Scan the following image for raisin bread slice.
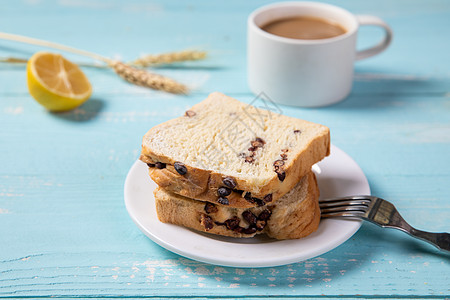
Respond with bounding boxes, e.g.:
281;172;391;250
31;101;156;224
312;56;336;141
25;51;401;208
154;171;320;240
141;92;330;208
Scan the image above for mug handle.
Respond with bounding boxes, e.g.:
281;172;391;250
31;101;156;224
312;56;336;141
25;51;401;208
355;15;393;61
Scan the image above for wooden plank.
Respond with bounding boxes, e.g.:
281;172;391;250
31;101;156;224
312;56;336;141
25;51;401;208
0;0;449;298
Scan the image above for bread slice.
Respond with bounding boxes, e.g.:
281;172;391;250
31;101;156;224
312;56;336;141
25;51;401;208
154;171;320;240
141;92;329;208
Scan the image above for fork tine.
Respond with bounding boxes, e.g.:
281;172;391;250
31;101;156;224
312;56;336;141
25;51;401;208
320;205;368;214
321;211;366;218
319;195;373;202
319;196;372;219
319;198;371;208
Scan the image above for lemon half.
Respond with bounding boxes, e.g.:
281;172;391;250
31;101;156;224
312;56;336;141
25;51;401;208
27;51;92;112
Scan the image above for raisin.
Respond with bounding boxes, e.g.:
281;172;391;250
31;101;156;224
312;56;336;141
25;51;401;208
255;137;266;145
243;195;263;205
217;187;231;197
243;227;257;234
258;209;272;221
248;146;257;152
185;110;196;117
263;194;273;203
276;170;286;181
245;156;254;163
155;162;166;169
273;160;285;168
251;140;264;148
244;192;253;201
233;226;244;233
204;203;218;214
280;153;288;160
174;162;187;175
200;214;214;231
218;197;229;205
294;129;302;134
254;198;265;207
224;217;240;230
242;210;257;225
223;177;237;189
146;163;155;168
245;198;255;204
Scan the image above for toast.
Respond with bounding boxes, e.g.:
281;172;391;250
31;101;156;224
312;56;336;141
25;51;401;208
140;92;329;208
154;171;320;240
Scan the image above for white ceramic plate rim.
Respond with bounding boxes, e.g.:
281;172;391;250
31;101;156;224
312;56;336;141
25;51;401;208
124;144;370;268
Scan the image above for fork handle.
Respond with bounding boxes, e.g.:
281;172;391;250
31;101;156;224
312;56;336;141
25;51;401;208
365;212;450;251
364;198;450;252
370;220;450;252
406;228;450;252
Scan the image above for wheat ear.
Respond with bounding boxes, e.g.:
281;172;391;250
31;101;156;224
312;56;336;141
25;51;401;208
110;61;187;94
130;50;207;67
0;32;188;94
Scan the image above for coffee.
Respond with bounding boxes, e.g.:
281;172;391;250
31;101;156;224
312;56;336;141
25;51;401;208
261;16;346;40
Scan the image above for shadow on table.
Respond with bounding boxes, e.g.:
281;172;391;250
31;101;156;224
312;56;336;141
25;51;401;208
50;98;105;122
205;222;449;289
357;221;450;260
186;225;376;288
192;235;371;289
323;70;439;110
364;178;449;259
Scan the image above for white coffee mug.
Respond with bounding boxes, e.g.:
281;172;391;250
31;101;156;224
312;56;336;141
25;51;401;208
247;2;392;107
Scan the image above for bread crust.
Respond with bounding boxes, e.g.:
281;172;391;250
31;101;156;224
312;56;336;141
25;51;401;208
140;92;330;209
154;171;321;240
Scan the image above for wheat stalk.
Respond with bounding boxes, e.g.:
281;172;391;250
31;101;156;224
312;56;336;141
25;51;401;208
0;56;108;68
110;61;187;94
130;50;207;67
2;50;207;68
0;32;188;94
0;32;110;63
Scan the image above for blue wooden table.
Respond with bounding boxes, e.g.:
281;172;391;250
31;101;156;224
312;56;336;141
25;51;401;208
1;0;449;298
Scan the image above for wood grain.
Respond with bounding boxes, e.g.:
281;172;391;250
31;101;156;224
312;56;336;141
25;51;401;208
0;0;449;298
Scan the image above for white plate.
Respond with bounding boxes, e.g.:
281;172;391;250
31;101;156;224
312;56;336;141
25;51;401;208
124;144;370;268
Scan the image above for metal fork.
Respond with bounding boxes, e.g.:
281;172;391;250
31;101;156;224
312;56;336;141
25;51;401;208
319;196;450;252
